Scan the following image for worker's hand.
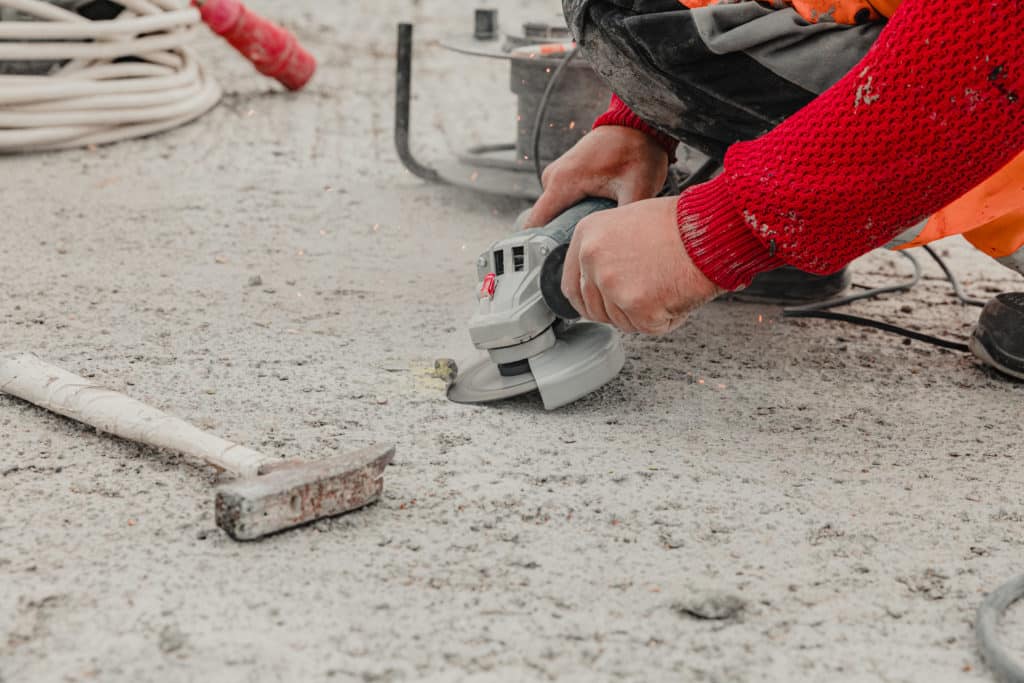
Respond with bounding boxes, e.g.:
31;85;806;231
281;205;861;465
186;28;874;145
561;197;723;335
524;126;670;228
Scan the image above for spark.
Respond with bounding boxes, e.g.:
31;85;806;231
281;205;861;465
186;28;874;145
757;314;764;324
296;249;305;256
569;120;576;130
697;378;705;385
372;223;380;232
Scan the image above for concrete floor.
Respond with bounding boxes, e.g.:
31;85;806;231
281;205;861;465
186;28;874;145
2;1;1023;681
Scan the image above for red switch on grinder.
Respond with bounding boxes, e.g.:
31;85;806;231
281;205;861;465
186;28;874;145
194;0;316;90
480;273;497;299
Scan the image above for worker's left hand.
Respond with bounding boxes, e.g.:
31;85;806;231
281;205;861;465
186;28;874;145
561;197;724;335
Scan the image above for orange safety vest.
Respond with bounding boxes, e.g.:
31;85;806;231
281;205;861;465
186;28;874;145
894;153;1024;272
680;0;902;25
681;0;1024;273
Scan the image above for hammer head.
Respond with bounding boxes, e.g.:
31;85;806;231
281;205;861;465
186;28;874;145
214;444;395;540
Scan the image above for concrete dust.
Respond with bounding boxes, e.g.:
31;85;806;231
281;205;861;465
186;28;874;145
1;1;1023;681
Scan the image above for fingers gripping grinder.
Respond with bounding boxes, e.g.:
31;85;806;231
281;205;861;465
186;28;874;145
448;198;626;409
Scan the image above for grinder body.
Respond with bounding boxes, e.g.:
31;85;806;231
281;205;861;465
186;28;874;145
469;198;614;364
452;198;625;410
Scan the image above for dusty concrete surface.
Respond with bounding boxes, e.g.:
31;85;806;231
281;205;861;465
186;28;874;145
2;2;1023;681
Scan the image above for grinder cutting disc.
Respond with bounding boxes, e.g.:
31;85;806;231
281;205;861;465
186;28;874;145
447;357;539;404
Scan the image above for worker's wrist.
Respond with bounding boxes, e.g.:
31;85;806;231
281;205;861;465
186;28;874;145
593;94;678;162
677;179;786;291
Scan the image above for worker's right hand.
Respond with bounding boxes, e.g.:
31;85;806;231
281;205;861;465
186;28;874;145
523;125;670;228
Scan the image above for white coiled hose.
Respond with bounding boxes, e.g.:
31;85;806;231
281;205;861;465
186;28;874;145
0;0;220;151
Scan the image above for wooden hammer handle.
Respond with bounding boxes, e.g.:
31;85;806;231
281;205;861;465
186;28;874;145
0;352;269;477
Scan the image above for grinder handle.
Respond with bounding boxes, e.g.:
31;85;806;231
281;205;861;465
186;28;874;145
537;198;617;320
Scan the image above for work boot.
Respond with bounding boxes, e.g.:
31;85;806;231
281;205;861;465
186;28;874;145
970;293;1024;380
724;265;852;305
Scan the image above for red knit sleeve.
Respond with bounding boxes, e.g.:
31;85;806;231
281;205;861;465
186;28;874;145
593;94;679;160
678;0;1024;291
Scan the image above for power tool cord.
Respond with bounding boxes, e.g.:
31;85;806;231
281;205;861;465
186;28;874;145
531;44;578;185
920;243;989;307
787;248;924;312
0;0;220;152
782;245;987;352
784;308;971;351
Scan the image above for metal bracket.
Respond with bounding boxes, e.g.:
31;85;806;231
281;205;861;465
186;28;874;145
395;23;444;184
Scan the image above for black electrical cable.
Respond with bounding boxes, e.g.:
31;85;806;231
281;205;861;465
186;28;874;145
921;244;988;307
786;250;924;314
783;309;970;352
531;45;579;186
782;248;985;352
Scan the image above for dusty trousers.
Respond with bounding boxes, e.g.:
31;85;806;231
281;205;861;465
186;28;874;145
563;0;883;159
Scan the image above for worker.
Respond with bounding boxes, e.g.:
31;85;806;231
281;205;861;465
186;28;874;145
526;0;1024;380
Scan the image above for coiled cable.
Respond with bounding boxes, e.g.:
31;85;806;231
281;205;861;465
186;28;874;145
0;0;220;152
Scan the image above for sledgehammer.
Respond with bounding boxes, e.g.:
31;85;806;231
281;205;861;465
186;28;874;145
0;352;394;540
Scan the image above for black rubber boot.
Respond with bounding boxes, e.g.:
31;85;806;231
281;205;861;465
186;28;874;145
724;265;852;305
970;293;1024;380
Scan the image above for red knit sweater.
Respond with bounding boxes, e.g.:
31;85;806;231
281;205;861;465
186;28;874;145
594;0;1024;290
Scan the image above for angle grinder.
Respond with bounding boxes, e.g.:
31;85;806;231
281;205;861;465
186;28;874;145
446;198;626;410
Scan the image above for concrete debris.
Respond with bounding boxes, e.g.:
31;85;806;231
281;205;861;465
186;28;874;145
672;590;747;620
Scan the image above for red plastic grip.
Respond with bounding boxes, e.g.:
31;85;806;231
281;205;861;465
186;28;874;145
195;0;316;90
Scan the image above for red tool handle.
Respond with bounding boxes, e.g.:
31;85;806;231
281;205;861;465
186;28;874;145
193;0;316;90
